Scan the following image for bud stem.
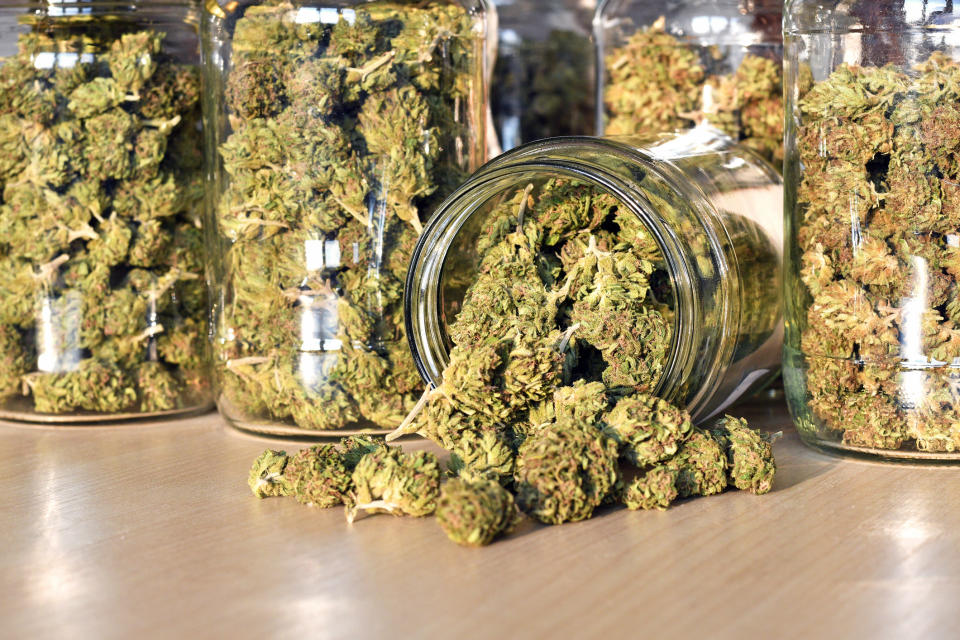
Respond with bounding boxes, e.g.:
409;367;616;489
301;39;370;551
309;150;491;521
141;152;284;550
346;499;397;524
386;383;439;442
515;183;535;231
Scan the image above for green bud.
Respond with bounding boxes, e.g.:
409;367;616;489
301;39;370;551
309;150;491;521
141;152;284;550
553;380;609;425
448;428;517;484
284;445;352;508
514;419;620;525
665;429;728;498
346;448;441;521
248;449;292;498
710;415;776;495
604;392;693;467
134;361;183;412
338;434;388;470
436;477;521;547
624;466;679;511
68;77;125;119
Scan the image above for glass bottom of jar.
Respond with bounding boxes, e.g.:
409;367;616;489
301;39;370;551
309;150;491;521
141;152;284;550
784;346;960;463
0;398;214;425
217;395;394;439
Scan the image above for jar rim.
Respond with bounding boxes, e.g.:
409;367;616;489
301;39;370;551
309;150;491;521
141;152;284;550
404;135;742;416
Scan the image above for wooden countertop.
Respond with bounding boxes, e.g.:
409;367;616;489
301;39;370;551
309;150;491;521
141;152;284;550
2;400;959;639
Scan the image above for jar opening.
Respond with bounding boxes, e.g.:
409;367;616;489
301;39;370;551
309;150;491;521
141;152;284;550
405;151;696;404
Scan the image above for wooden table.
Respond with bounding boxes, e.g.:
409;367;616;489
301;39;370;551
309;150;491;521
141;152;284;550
2;399;959;639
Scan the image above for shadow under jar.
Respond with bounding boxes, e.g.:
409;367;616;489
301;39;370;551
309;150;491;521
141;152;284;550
0;0;210;423
203;0;490;436
406;129;783;425
784;0;960;462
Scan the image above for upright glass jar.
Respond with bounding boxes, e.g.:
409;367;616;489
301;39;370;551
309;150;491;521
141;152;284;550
0;1;210;422
406;128;783;423
595;0;784;167
203;0;489;436
490;0;595;151
784;1;960;461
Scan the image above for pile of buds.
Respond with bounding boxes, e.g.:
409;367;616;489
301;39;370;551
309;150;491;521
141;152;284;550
248;180;776;546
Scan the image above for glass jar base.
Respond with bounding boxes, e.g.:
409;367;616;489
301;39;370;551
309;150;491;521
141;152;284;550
0;400;214;425
224;417;392;440
216;395;394;439
785;347;960;464
797;432;960;465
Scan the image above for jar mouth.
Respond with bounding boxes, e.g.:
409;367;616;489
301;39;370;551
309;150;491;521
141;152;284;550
404;136;724;411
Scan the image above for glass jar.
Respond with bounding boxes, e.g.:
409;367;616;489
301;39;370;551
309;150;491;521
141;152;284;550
490;0;595;152
203;0;489;436
0;1;210;423
406;128;783;423
595;0;784;168
784;1;960;461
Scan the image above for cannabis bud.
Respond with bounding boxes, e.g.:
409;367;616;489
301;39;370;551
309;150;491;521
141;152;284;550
284;444;351;508
346;448;441;522
514;419;620;525
624;465;679;511
248;449;292;498
665;429;729;498
604;392;693;467
338;434;388;470
436;476;521;547
710;415;776;495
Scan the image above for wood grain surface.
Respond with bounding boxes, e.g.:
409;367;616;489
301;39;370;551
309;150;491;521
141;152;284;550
2;399;959;640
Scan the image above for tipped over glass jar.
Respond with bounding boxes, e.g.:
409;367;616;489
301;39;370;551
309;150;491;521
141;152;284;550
405;127;783;425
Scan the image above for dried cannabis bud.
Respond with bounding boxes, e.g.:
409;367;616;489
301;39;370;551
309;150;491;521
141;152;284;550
514;419;620;525
665;429;728;498
0;24;206;415
346;447;441;521
284;444;352;508
248;449;292;498
624;465;678;511
436;476;521;547
792;53;960;453
215;1;480;432
338;434;388;470
604;17;783;166
604;392;693;466
711;415;776;494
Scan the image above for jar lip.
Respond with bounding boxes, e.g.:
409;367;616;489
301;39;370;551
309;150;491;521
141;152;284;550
3;1;200;24
204;0;492;19
404;135;712;401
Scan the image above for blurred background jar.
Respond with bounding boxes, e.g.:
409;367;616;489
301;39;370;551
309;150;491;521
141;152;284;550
784;0;960;461
0;0;210;422
490;0;596;152
595;0;784;168
203;0;490;436
406;129;784;424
